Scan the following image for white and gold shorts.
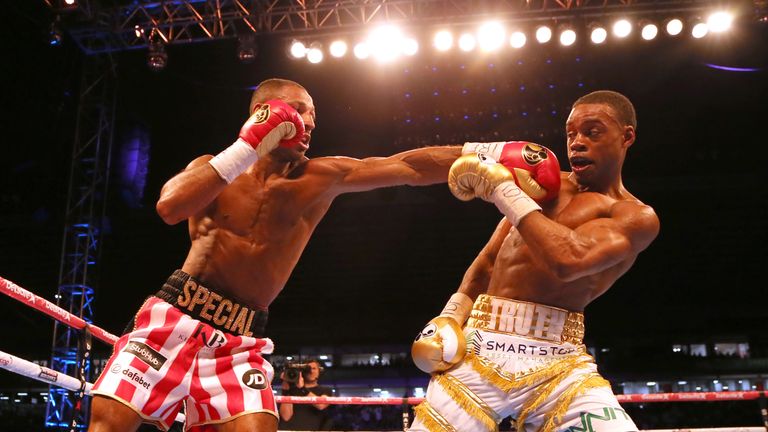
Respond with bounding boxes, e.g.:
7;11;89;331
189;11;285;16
410;294;637;432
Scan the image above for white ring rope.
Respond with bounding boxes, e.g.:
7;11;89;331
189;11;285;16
1;275;766;431
0;349;93;395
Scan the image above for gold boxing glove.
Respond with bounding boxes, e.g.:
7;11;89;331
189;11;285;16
448;153;515;201
411;293;472;374
449;153;542;226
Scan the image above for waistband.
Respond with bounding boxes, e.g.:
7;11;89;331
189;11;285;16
154;270;268;338
466;294;584;345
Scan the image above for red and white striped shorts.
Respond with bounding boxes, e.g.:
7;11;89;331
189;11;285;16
92;297;277;431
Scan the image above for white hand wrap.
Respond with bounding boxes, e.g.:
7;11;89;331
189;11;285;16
439;292;473;325
462;141;507;160
491;180;542;226
208;138;259;184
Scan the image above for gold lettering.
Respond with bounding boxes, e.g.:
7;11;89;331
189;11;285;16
500;302;516;332
548;310;567;342
242;310;255;337
225;304;241;329
230;307;249;335
200;292;221;321
489;298;503;331
532;306;547;339
213;300;232;326
177;280;197;308
513;303;533;335
188;286;209;311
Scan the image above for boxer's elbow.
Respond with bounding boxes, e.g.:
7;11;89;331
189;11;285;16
551;260;584;282
156;197;185;225
548;252;590;282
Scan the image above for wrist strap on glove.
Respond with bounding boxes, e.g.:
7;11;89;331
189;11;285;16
439;292;473;325
208;138;259;184
491;181;542;226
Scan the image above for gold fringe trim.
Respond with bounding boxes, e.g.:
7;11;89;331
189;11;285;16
435;373;499;431
413;401;457;432
537;373;611;432
465;352;588;393
466;352;608;432
514;359;587;429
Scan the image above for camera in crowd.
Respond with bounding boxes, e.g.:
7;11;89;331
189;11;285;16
282;362;313;384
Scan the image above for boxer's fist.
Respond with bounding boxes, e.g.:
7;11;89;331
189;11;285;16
239;99;305;158
448;153;514;201
463;141;561;203
411;317;466;374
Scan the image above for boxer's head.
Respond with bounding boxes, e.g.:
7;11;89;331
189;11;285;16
566;90;637;190
251;78;315;160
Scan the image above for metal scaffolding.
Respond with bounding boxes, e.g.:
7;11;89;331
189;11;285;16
46;54;116;430
49;0;727;54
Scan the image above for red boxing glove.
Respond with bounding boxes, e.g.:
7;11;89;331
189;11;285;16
209;99;305;183
492;141;561;203
239;99;305;157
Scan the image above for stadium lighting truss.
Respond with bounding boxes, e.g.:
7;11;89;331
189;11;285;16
46;0;734;55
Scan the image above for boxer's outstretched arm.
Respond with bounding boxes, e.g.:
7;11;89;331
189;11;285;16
315;146;462;194
516;200;659;281
156;155;226;225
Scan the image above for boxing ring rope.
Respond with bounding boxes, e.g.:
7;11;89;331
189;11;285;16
0;276;118;345
2;275;767;431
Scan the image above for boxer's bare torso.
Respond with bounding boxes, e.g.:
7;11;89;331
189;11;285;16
487;173;658;311
462;101;659;312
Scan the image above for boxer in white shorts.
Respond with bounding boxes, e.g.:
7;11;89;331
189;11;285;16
412;91;660;431
411;295;635;432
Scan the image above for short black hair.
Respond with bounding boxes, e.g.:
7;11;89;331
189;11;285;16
249;78;306;114
573;90;637;129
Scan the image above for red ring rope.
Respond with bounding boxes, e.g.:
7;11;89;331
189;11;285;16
1;275;764;407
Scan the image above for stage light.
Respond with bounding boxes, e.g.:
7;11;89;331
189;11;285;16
707;11;733;33
458;33;476;51
307;42;323;63
289;40;307;59
666;18;684;36
434;30;453;51
369;24;405;62
691;21;708;38
589;23;608;44
478;21;505;51
402;38;419;56
147;41;167;72
329;40;348;58
64;0;76;5
236;35;257;63
613;19;632;38
353;42;370;59
535;26;552;43
510;31;526;48
559;26;576;46
640;21;659;40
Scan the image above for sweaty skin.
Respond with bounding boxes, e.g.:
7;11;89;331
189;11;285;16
90;82;460;432
157;85;462;309
458;102;660;311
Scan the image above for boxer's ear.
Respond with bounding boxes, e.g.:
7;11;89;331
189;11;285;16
623;126;635;148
